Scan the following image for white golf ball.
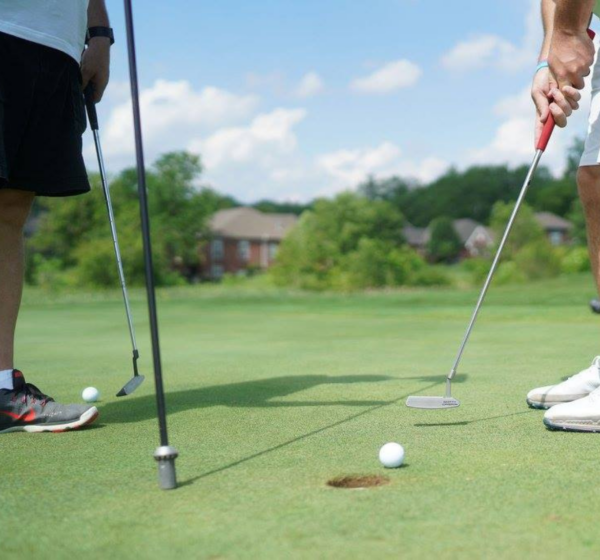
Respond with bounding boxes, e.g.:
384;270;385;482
379;442;405;468
82;387;100;403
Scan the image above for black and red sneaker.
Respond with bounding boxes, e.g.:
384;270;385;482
0;370;98;433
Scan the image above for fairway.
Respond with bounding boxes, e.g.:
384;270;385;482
5;276;600;559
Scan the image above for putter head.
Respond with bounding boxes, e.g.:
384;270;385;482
406;396;460;409
117;375;146;397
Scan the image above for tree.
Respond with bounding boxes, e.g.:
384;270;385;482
253;200;311;215
272;191;447;290
489;201;560;281
27;151;237;287
427;217;462;263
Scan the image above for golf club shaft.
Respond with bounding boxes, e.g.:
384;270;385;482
123;0;170;448
446;27;596;389
447;149;544;384
89;128;139;354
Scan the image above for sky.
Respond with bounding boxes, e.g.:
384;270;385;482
94;0;599;203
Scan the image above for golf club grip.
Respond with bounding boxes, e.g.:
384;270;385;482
83;84;99;131
536;28;596;152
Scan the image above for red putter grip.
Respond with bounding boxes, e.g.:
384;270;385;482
537;28;596;151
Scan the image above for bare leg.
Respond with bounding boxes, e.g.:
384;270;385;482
0;189;35;370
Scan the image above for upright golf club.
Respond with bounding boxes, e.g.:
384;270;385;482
123;0;178;489
84;85;145;398
406;29;595;410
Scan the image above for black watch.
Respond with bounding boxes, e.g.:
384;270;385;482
86;26;115;45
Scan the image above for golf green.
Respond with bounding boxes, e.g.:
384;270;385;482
4;275;600;559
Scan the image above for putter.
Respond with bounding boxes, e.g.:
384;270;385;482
83;85;145;398
406;30;596;410
123;0;178;489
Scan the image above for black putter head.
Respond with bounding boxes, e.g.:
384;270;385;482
117;351;145;397
117;374;145;397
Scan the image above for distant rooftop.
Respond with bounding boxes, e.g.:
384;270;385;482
535;212;573;231
210;207;298;241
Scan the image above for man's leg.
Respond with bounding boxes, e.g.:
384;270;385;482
0;188;35;373
578;165;600;293
0;188;100;433
525;166;600;410
538;165;600;429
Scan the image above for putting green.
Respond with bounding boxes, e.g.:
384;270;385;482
4;275;600;558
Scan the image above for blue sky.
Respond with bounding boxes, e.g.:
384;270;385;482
94;0;596;202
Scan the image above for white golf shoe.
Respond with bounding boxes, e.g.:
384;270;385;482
544;387;600;432
526;357;600;409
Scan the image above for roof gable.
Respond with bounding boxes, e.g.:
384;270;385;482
210;207;298;240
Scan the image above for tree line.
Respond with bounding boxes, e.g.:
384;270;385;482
27;138;588;290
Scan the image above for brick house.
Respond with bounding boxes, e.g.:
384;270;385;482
202;207;298;279
404;212;572;260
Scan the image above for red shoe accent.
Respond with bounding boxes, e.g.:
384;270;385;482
0;409;36;422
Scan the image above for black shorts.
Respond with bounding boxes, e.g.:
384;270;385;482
0;31;90;197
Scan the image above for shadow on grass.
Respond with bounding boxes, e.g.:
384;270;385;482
414;410;535;427
400;373;468;384
104;374;471;485
176;381;441;485
102;374;394;425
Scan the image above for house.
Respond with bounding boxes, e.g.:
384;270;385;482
403;223;427;253
454;218;494;258
403;219;493;258
202;207;298;279
406;211;573;261
534;212;573;246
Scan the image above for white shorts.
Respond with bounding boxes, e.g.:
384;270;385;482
581;49;600;167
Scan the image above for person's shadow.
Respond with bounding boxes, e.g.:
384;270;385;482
102;374;394;425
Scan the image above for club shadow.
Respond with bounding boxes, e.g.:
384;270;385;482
414;410;535;427
102;374;395;425
174;381;440;486
401;374;468;384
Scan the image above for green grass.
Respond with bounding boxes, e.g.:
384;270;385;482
5;274;600;559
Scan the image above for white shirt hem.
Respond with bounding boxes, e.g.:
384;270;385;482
0;20;82;64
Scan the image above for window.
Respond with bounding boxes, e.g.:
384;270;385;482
549;231;563;246
211;238;224;261
268;242;278;261
211;265;224;279
238;240;251;262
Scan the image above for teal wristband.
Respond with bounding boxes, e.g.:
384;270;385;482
536;60;549;74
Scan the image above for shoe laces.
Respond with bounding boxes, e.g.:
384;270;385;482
9;383;54;407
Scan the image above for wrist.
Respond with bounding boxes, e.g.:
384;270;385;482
87;37;111;49
86;26;114;46
554;26;586;38
536;60;549;74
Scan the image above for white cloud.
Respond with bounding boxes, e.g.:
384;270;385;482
441;35;518;72
192;108;307;169
441;0;541;72
317;142;447;194
351;60;422;94
466;83;592;174
295;72;325;98
99;80;258;165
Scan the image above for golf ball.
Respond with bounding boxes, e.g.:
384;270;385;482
379;442;405;468
82;387;100;403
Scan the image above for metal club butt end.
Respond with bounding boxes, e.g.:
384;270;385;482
154;445;179;490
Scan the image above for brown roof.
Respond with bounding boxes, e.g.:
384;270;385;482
534;212;572;231
210;207;298;241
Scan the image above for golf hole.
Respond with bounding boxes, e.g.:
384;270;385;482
327;475;390;489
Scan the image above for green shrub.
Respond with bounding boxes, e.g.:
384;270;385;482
561;246;591;274
514;241;561;280
461;258;490;284
427;217;462;263
494;261;527;285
